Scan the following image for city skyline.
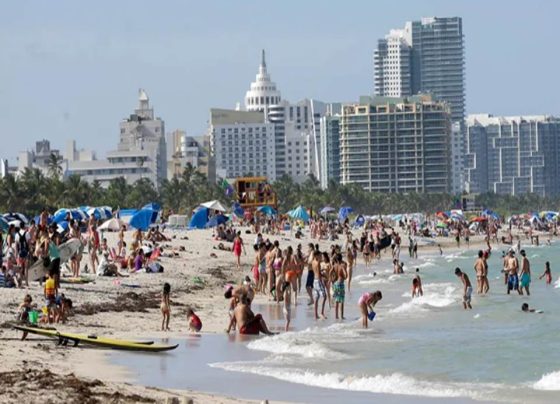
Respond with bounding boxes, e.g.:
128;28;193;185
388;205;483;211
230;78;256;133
2;0;559;162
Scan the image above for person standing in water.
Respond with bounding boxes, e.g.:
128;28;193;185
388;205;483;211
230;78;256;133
505;249;521;295
454;267;472;310
519;250;531;295
474;250;485;294
358;290;382;328
539;261;552;285
412;268;423;298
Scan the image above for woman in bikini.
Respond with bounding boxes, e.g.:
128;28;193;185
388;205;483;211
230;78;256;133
282;246;299;305
232;231;244;270
321;252;333;308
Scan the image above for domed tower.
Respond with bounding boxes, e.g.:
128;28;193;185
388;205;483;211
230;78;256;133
244;50;281;111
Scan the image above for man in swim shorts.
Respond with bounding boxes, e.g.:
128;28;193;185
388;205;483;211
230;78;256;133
454;267;472;310
505;249;521;295
312;250;327;319
519;250;531;296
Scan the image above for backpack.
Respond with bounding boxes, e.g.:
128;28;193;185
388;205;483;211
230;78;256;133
18;231;29;259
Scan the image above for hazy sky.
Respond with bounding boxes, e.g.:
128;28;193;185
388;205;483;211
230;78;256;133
1;0;559;162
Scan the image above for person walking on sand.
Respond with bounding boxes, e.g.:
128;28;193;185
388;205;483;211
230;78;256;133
454;267;472;310
358;290;382;328
232;231;245;270
539;261;552;285
519;250;531;296
161;283;171;331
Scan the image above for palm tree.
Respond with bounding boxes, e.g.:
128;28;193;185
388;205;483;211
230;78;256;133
46;153;64;179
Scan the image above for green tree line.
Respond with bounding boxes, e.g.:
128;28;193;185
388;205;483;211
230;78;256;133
0;166;557;218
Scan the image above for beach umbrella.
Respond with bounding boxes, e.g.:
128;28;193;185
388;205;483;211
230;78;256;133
200;200;227;212
2;212;28;225
256;205;276;216
87;207;113;221
57;221;70;234
232;203;245;218
338;206;353;221
98;218;125;232
53;208;87;224
205;214;228;228
320;206;336;215
142;203;161;212
470;216;488;223
288;206;310;222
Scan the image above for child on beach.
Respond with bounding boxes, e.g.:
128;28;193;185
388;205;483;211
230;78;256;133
412;269;423;298
161;283;171;331
44;270;57;323
358;291;382;328
539;261;552;285
186;307;202;332
17;294;35;323
282;281;291;331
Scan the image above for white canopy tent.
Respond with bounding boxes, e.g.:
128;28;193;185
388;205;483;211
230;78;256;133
200;200;227;212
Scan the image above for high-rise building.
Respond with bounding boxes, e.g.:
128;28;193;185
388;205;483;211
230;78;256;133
67;89;167;187
17;139;62;176
374;17;465;193
319;104;343;189
465;114;560;196
374;17;465;123
209;108;277;181
340;95;451;193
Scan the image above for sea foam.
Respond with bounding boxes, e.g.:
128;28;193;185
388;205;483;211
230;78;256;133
209;363;490;399
533;370;560;390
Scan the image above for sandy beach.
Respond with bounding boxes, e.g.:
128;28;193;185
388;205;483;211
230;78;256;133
0;226;525;403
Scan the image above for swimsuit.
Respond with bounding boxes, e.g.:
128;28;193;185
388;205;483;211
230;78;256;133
233;239;242;257
313;279;326;299
507;274;519;291
305;270;315;289
239;314;262;335
463;286;473;303
358;292;372;306
520;272;531;288
333;280;345;303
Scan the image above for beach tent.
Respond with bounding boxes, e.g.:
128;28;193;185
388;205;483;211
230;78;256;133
320;206;336;215
257;205;276;216
200;200;227;212
188;207;209;229
129;209;156;231
232;203;245;218
98;218;125;232
288;206;310;222
206;214;228;228
338;206;353;221
2;212;29;225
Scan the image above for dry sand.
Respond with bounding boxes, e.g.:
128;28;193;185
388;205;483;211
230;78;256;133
0;225;526;403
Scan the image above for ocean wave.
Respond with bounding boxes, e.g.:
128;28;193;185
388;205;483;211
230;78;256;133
247;334;351;361
533;370;560;390
554;278;560;289
209;363;496;399
393;283;457;314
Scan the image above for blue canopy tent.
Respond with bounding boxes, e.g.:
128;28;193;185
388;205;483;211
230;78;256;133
188;207;209;229
206;214;228;228
257;205;276;216
129;209;156;231
338;206;353;221
288;206;310;222
232;203;245;218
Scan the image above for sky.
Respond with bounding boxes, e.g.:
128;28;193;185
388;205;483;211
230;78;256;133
1;0;559;162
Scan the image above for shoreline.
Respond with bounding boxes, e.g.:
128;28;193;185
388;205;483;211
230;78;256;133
0;226;550;403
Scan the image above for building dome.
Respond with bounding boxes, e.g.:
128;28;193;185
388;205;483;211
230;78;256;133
244;50;281;111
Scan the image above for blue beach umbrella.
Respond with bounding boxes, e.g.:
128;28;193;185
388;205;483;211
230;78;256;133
288;206;310;222
2;212;29;225
53;209;87;224
257;205;276;216
338;206;353;221
87;207;113;221
232;203;245;218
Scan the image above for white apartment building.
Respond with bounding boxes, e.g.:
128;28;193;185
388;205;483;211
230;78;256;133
66;89;167;187
210;108;276;181
374;29;412;97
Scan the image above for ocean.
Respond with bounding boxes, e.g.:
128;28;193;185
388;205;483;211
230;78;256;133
111;242;560;403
